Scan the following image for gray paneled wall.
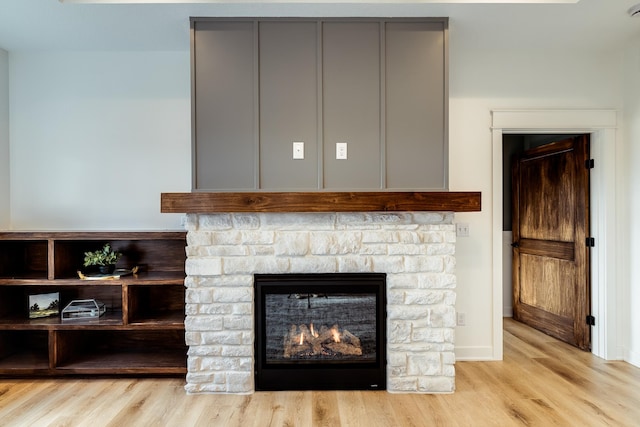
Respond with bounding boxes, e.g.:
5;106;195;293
191;18;448;191
193;21;257;190
322;21;381;189
386;22;447;189
259;21;319;189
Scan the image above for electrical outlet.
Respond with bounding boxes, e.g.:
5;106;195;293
293;142;304;159
457;312;466;326
336;142;347;160
456;223;469;237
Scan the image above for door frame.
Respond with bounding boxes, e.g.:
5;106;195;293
491;109;618;360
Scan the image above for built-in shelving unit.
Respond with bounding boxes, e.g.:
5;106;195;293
0;231;186;377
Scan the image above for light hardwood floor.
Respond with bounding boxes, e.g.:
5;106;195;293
1;318;639;427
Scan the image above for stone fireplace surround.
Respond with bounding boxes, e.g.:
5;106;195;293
183;211;457;394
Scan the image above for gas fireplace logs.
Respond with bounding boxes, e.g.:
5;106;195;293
284;323;362;358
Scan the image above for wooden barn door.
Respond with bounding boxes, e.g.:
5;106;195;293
511;135;591;350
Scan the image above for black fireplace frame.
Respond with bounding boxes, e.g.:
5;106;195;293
254;273;387;391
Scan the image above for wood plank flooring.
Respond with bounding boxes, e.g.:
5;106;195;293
1;318;639;426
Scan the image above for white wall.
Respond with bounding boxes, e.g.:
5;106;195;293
0;49;9;229
623;38;640;367
9;51;191;230
6;43;627;359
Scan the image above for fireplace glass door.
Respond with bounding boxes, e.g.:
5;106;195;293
254;273;386;391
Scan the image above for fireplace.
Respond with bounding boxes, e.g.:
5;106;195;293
181;211;459;394
163;191;481;394
254;273;386;391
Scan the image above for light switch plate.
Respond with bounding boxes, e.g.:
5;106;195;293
456;223;469;237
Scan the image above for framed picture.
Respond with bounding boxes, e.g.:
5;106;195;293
28;292;60;319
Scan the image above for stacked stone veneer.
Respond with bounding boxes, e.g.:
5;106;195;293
183;212;457;394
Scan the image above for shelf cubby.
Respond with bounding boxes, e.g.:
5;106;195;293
0;239;49;280
0;330;50;372
53;329;187;375
126;284;185;326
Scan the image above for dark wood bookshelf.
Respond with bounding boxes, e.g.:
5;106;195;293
0;231;187;377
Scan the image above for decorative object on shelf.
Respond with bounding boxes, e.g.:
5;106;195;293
83;243;123;274
28;292;60;319
77;266;139;281
61;299;106;321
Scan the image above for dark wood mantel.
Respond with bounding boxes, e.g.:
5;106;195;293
161;192;481;213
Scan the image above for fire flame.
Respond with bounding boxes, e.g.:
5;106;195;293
285;322;363;359
296;324;341;346
331;326;341;343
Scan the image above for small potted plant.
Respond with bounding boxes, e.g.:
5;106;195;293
83;243;122;274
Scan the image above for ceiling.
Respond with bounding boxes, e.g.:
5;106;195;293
0;0;639;52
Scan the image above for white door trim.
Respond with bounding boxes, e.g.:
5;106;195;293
491;109;618;360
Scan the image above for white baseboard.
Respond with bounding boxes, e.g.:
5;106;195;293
454;346;496;361
626;348;640;368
